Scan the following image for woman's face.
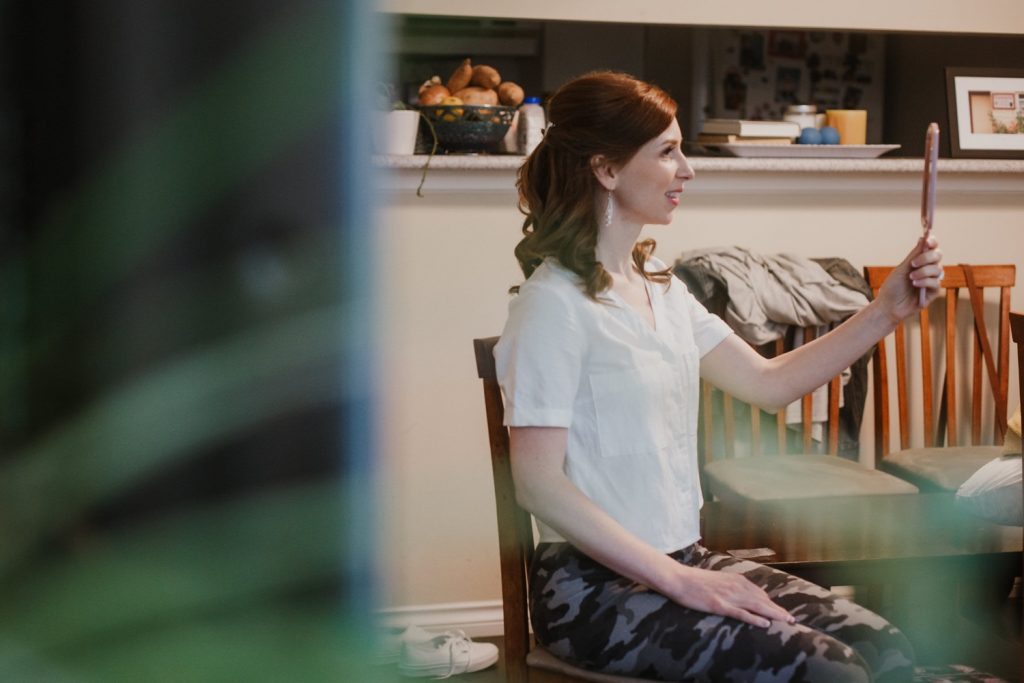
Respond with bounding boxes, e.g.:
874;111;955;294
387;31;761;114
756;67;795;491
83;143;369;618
609;118;694;226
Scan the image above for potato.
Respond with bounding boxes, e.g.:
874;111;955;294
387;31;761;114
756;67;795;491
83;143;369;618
446;58;472;93
418;84;450;106
453;86;499;106
497;81;525;107
470;65;501;89
417;75;442;96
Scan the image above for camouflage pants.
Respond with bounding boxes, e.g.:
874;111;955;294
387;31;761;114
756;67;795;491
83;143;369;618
530;542;915;682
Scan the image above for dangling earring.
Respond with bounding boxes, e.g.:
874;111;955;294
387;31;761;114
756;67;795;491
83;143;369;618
604;189;614;228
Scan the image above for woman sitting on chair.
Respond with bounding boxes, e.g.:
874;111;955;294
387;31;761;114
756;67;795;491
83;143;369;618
495;71;943;683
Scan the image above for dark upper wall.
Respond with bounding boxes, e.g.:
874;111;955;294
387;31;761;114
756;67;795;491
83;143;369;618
884;32;1024;157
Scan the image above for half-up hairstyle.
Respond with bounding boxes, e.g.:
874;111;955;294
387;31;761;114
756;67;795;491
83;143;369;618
513;71;676;299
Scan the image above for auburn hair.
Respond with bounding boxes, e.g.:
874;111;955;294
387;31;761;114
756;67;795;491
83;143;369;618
513;71;676;299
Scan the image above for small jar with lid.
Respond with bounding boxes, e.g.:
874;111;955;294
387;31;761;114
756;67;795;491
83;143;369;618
783;104;819;130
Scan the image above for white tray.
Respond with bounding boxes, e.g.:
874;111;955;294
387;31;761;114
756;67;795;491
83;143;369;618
702;144;901;159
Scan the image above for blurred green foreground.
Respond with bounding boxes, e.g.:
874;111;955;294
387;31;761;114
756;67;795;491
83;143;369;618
0;1;378;679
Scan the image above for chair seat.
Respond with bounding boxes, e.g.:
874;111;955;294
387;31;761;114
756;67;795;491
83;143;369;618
705;454;919;503
527;646;650;682
879;445;1005;492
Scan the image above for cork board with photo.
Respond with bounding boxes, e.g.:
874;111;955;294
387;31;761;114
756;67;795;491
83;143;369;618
708;29;886;143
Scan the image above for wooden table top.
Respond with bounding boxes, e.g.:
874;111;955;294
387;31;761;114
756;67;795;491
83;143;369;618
700;493;1022;578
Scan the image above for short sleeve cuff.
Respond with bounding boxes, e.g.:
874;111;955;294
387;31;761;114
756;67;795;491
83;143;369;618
503;405;574;428
695;318;733;357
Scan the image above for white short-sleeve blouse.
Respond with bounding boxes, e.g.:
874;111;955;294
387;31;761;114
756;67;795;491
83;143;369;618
495;257;733;553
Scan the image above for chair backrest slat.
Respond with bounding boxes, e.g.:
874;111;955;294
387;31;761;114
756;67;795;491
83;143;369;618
773;338;787;454
698;380;713;495
998;286;1012;438
723;393;736;458
920;306;935;447
750;397;762;456
894;322;910;450
828;373;841;455
800;388;813;451
863;265;1016;459
872;335;891;457
800;327;816;451
972;332;984;444
945;289;958;445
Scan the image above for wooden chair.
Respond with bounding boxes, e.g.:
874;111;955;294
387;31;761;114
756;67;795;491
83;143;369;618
473;336;647;683
1010;311;1023;681
863;264;1016;491
700;324;918;503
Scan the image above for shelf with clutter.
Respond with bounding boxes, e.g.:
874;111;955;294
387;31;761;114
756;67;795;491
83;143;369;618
374;153;1024;196
380;15;1024;161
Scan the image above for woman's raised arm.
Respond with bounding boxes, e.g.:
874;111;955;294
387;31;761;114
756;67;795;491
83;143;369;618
700;236;943;410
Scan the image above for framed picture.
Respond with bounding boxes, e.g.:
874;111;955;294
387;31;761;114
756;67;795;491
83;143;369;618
945;67;1024;158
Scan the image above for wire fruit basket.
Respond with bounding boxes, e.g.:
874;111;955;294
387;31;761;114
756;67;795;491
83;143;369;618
418;104;516;153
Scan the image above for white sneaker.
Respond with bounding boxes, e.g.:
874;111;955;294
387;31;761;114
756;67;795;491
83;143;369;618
398;629;499;678
374;625;434;666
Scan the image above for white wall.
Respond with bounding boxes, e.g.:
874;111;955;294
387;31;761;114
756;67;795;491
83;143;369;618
374;168;1024;614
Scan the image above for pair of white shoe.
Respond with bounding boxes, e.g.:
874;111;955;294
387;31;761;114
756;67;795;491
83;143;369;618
376;625;499;679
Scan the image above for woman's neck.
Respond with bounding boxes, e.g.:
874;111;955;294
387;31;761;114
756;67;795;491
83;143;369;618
596;220;644;277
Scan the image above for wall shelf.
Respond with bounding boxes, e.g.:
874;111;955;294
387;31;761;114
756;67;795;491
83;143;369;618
375;155;1024;196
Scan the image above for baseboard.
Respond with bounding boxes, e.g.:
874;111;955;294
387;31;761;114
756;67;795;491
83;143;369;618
377;600;505;638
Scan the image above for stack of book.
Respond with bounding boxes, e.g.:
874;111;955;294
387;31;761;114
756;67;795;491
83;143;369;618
697;119;801;145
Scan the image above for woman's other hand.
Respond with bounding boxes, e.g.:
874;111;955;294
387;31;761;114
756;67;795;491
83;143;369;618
665;566;794;629
875;235;943;324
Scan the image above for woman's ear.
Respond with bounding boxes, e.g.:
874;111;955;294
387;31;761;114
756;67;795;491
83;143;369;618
590;154;616;191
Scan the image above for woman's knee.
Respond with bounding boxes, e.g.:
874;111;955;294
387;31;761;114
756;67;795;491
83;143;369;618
848;622;915;683
772;585;914;682
757;624;873;683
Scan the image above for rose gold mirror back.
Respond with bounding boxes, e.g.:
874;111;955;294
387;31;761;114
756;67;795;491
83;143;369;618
919;123;939;306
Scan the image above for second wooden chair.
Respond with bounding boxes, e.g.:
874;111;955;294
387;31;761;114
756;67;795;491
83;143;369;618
863;264;1016;492
700;323;918;503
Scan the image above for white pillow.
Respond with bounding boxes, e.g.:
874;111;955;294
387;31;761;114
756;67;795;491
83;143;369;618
955;454;1022;526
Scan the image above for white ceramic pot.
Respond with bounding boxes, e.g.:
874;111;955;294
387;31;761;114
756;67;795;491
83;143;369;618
374;110;420;155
